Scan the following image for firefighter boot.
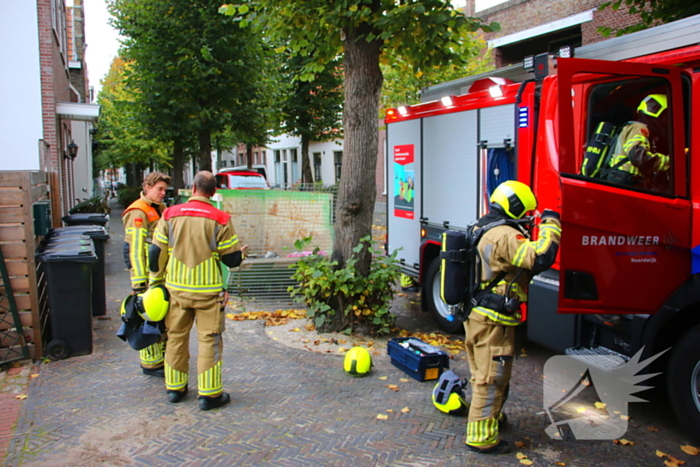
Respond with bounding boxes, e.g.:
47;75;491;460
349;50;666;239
142;366;165;377
167;387;188;403
199;392;231;411
466;439;511;455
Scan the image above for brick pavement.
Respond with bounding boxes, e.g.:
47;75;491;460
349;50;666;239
2;200;698;467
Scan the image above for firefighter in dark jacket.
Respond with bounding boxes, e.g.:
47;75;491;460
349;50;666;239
122;171;171;377
465;180;561;454
149;171;246;410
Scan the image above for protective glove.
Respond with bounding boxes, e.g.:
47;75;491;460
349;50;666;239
541;209;560;221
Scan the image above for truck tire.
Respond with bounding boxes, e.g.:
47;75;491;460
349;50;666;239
667;323;700;442
426;258;464;334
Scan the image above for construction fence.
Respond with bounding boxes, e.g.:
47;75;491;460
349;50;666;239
181;185;337;306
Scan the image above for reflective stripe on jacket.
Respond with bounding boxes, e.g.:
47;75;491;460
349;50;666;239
150;196;240;298
122;195;163;288
608;121;670;177
472;217;561;326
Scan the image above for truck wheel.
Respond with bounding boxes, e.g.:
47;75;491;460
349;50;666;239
667;323;700;442
426;258;464;334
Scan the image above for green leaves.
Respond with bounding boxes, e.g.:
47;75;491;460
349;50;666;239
288;235;401;336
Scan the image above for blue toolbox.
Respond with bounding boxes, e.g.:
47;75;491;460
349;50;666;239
387;337;449;382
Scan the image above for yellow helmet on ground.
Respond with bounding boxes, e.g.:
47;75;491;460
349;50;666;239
344;346;372;376
432;370;469;415
637;94;667;118
135;285;170;322
490;180;537;219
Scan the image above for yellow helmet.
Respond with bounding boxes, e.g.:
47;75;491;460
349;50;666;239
432;370;469;415
490;180;537;219
135;285;170;322
637;94;667;118
344;346;372;376
120;294;134;317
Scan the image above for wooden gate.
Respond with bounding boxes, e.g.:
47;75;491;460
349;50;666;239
0;171;49;360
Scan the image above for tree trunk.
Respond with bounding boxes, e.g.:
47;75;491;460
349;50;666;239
125;163;136;187
172;140;185;189
198;128;212;172
332;29;382;275
320;29;382;333
301;135;313;185
246;144;253;169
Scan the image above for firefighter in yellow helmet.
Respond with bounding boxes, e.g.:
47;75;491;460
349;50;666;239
122;171;171;377
604;94;671;189
149;171;247;410
464;180;561;454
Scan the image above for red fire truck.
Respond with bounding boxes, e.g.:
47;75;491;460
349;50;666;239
385;14;700;439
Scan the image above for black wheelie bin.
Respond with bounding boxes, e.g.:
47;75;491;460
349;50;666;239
47;225;110;316
36;243;97;360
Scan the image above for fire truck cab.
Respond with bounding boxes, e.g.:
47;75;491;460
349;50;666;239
385;14;700;439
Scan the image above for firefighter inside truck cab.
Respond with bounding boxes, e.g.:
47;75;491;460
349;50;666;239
604;94;671;190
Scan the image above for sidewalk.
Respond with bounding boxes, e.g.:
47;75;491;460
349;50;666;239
2;200;697;466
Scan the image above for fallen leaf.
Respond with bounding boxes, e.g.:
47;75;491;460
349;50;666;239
338;339;347;344
302;339;309;343
378;376;388;380
304;322;315;331
656;450;668;457
30;374;40;378
648;426;659;432
289;328;300;332
613;439;634;446
376;414;388;420
620;415;630;421
399;378;409;382
665;460;679;467
667;455;685;465
594;402;607;410
386;409;393;413
680;445;699;456
401;407;410;413
514;441;527;448
519;460;533;466
15;394;28;400
555;463;566;466
313;340;320;346
386;384;399;392
516;452;528;459
96;316;111;320
338;347;347;353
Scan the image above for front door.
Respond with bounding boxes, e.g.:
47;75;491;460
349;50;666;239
556;57;691;315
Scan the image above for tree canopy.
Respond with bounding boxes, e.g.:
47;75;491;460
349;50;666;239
109;0;278;172
95;57;170;174
280;54;344;184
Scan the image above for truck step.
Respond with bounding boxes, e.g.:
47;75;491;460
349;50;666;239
565;346;629;370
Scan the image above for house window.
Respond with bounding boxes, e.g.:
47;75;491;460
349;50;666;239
220;160;226;168
290;148;298;162
313;152;322;182
334;151;343;183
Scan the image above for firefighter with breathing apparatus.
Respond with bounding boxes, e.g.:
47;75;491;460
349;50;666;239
463;180;561;454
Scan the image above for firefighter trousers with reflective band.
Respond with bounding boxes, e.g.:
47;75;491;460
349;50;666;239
464;316;515;448
164;293;225;397
140;341;165;369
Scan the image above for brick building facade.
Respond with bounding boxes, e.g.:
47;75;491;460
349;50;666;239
465;0;642;67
